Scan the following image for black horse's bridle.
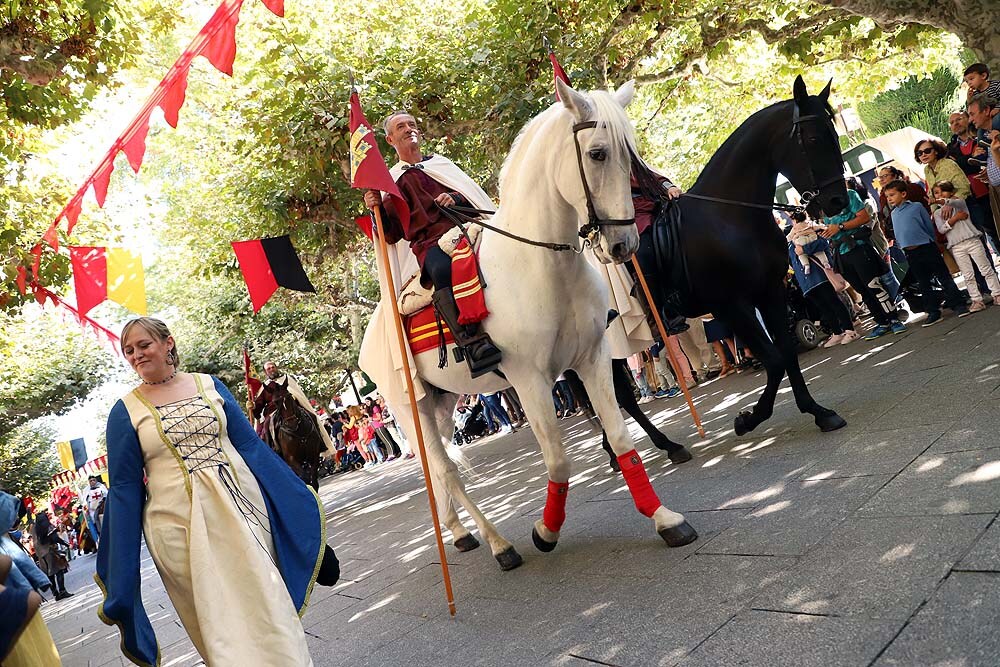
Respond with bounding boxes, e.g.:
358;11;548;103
436;119;635;253
682;105;842;213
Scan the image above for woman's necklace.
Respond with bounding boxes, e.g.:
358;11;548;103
143;369;177;385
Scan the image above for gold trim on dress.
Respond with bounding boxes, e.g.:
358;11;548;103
94;572;161;667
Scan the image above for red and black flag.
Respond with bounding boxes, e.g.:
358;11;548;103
231;234;315;313
347;89;410;238
543;36;571;99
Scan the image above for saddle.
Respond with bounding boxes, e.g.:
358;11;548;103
398;223;483;316
650;200;692;314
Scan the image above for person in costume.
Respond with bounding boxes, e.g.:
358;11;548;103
629;158;688;334
84;475;108;541
30;512;73;600
253;361;337;457
363;111;502;377
97;317;339;667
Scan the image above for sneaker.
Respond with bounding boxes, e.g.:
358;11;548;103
404;453;416;459
653;389;669;399
665;386;681;398
889;321;907;335
955;305;971;318
704;369;722;381
840;330;860;344
637;395;654;404
822;333;844;348
969;300;987;314
863;324;891;340
922;312;942;327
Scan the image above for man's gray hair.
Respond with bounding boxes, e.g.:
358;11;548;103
969;92;998;111
382;111;413;135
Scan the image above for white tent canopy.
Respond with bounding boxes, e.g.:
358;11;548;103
864;126;940;183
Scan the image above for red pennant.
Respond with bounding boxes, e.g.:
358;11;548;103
260;0;284;16
15;266;26;295
34;286;46;305
200;0;243;77
64;195;83;234
42;222;59;251
121;114;151;173
354;214;374;240
549;51;571;100
69;246;109;317
91;160;114;207
159;66;190;128
348;90;411;234
30;244;42;280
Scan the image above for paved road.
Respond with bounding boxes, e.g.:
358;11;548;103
45;308;1000;666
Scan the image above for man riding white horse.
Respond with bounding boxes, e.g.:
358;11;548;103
254;361;336;456
363;112;502;378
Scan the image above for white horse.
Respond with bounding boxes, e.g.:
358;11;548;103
361;78;697;571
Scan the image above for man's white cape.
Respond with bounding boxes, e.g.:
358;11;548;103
358;154;653;408
359;155;494;408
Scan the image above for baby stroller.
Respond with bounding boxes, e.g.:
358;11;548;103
339;447;365;472
453;402;488;446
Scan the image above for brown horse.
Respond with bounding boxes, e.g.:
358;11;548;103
253;379;324;491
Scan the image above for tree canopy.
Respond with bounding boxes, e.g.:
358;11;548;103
0;0;981;408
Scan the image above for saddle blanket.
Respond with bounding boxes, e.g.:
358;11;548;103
405;305;455;355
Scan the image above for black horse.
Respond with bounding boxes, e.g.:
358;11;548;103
253;379;324;491
651;76;849;437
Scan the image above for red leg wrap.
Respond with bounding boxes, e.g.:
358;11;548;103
542;480;570;533
617;449;661;518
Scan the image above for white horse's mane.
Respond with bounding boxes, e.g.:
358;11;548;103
498;88;638;200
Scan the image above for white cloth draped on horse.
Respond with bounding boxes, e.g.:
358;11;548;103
585;251;654;359
359;154;494;409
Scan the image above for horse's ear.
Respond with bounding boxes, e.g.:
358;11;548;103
612;80;636;108
557;77;592;121
818;79;833;103
793;75;808;107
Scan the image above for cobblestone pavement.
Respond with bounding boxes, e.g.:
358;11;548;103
46;308;1000;666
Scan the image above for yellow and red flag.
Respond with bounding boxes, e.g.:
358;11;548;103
69;246;147;317
348;90;410;238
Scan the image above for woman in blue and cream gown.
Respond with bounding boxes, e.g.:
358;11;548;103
97;317;338;667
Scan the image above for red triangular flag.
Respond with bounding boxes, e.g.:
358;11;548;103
91;160;114;207
69;246;109;317
259;0;284;16
121;114;151;173
15;266;26;295
548;48;571;100
199;0;243;77
348;90;410;235
354;214;373;240
42;222;59;251
64;195;83;234
159;65;190;128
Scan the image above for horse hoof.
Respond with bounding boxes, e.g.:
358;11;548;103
816;412;847;432
531;526;558;553
658;520;698;547
668;447;693;464
495;546;524;571
609;458;621;473
454;534;480;552
734;411;755;436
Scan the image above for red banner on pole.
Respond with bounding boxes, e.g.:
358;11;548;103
347;90;410;235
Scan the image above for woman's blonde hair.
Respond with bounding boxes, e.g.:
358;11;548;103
120;317;180;367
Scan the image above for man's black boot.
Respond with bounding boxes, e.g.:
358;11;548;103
432;288;502;378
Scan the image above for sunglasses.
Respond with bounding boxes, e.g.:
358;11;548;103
917;147;936;156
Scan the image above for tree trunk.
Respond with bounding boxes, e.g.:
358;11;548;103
813;0;1000;65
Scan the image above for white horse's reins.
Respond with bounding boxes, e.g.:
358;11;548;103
437;119;636;254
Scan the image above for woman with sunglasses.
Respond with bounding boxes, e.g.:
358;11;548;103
916;139;971;204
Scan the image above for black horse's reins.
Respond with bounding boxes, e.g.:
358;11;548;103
680;106;842;214
435;119;635;253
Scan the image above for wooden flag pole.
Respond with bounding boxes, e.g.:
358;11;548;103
370;206;457;617
630;257;706;438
